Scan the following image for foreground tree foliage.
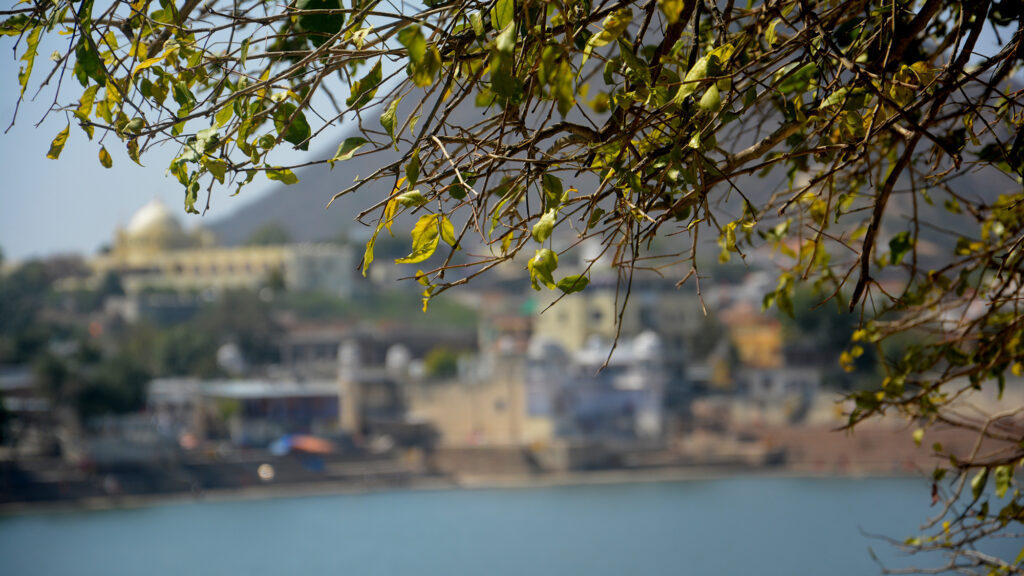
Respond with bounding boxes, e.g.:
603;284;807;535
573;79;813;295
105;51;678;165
3;0;1023;571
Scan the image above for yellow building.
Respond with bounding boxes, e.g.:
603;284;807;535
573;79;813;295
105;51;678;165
89;198;353;295
720;302;783;369
405;358;553;447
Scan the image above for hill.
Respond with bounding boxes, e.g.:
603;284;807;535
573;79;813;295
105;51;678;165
208;153;394;246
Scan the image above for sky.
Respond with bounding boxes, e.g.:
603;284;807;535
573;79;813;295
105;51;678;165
0;36;274;262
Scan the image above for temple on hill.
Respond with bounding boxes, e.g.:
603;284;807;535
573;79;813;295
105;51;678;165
87;198;353;296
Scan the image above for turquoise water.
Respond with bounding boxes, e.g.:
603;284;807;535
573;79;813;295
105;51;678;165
1;476;1019;575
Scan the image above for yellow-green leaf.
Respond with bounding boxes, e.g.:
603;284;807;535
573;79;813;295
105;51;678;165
330;137;368;165
411;46;441;87
398;25;426;64
346;60;382;109
124;117;145;134
532;209;556;243
490;0;513;31
204;157;227;183
440;216;458;248
995;465;1012;498
127;138;143;166
99;146;112;168
765;18;780;47
380;97;400;145
528;248;559;290
398;190;427;207
215;104;233;127
699;83;721;112
363;227;379;277
553;60;575;116
590;8;632;48
912;428;924;446
406;150;421;188
415;270;431;286
581;8;632;68
495;23;516;55
47;124;70;160
132;48;169;75
396;214;441;264
470;11;485;37
105;79;122;117
657;0;684;24
382;177;406;234
675;56;710;103
557;274;589;294
18;25;40;96
266;167;299;184
971;468;988;500
77;84;100;118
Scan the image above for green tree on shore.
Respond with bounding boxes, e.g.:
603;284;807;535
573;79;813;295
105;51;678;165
3;0;1023;572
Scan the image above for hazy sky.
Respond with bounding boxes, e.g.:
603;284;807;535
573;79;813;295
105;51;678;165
0;36;275;262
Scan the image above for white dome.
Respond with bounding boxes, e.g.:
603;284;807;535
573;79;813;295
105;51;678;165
632;331;663;361
527;336;567;361
216;342;246;375
126;198;183;237
385;344;412;375
337;340;361;373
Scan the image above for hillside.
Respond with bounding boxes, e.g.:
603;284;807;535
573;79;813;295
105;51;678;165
208;151;397;246
209;95;1018;272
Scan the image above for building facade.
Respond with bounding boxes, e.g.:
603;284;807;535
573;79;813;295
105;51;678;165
89;198;354;296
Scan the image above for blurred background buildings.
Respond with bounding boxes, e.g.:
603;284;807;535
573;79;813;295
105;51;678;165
1;197;1014;504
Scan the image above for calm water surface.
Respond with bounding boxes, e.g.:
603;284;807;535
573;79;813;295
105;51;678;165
1;476;1019;576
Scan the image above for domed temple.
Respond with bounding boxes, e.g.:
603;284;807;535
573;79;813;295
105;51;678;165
90;199;353;296
116;198;202;254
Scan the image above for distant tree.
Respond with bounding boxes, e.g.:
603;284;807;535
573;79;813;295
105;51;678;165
423;347;460;379
75;355;150;419
97;272;124;297
262;267;288;294
154;324;222;378
0;261;55;363
32;352;70;404
279;287;479;328
198;289;280;366
245;222;293;246
780;287;879;388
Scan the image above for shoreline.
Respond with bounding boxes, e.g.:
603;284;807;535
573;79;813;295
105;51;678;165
0;465;923;517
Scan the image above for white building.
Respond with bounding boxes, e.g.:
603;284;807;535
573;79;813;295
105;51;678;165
526;332;668;441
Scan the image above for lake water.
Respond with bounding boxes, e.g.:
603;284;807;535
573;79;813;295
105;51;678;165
1;476;1019;576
